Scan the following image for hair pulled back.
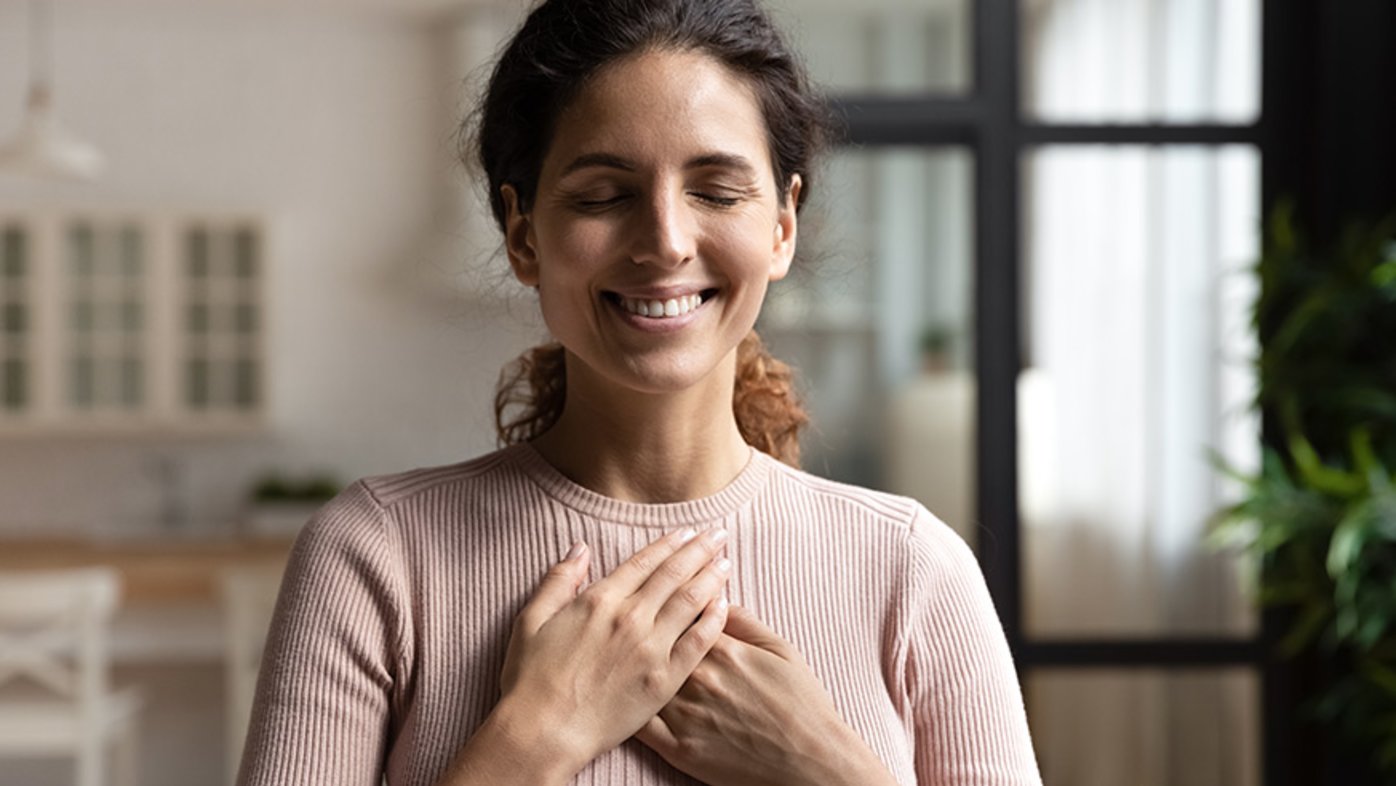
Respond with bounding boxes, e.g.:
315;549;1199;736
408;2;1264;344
476;0;830;467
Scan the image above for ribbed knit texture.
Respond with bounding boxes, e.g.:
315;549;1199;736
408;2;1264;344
237;443;1042;786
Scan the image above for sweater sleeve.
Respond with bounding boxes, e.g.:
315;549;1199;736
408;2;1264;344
237;480;411;786
902;505;1042;786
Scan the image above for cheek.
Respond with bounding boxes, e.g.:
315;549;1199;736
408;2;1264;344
707;218;777;279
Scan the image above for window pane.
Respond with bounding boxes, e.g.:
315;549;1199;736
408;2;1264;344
234;357;258;408
121;356;143;408
187;303;209;334
1022;145;1260;636
234;228;259;279
122;301;143;333
3;303;24;335
2;226;25;279
186;358;210;408
72;356;95;408
235;303;258;334
760;147;976;546
769;0;969;95
1023;0;1260;123
70;223;96;278
187;228;210;279
120;225;143;278
2;358;25;410
72;300;94;333
1028;669;1259;786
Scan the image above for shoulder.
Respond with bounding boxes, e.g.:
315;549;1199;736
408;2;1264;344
763;456;967;548
290;445;526;553
763;457;921;525
762;457;980;590
355;444;524;511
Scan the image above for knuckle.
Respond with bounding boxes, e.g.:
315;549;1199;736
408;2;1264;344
677;584;706;609
578;589;609;614
657;558;690;585
628;550;658;577
612;605;648;638
640;667;670;700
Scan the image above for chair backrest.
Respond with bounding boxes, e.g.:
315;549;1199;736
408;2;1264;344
0;568;120;708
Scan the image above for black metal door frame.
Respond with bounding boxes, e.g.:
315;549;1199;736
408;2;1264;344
832;0;1286;781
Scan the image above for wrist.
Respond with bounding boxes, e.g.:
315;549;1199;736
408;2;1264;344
438;697;587;786
802;720;899;786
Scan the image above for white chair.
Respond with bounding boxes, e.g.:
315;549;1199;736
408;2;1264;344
218;563;284;786
0;568;143;786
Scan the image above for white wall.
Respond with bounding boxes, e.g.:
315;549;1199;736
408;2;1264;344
0;2;542;536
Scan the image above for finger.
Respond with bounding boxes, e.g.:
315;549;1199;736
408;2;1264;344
670;594;729;672
722;604;795;658
595;527;699;596
632;527;730;616
516;542;590;634
634;714;680;761
653;555;730;640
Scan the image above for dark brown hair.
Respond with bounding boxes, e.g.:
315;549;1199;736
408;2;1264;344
474;0;831;467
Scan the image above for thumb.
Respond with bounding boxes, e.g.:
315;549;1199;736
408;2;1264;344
519;542;590;634
722;604;794;657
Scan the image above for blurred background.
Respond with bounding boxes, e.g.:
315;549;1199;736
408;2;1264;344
0;0;1393;784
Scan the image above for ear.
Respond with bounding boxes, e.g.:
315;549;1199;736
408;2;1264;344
769;174;800;282
501;184;540;287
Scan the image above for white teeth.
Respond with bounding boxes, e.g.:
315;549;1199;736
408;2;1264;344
619;293;706;318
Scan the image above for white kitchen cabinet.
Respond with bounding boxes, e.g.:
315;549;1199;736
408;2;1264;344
0;211;267;435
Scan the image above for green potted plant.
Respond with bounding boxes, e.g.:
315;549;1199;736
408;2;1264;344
1211;203;1396;781
244;471;343;536
918;323;956;374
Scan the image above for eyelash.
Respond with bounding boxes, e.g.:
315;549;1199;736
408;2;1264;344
574;192;740;210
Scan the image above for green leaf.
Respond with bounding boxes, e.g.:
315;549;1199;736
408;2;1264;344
1328;512;1369;579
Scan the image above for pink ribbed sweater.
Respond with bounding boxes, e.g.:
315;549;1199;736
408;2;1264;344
238;443;1041;786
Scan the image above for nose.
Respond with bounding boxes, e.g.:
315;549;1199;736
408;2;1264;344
627;187;696;268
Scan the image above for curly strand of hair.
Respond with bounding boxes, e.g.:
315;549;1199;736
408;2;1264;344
494;331;807;467
733;330;808;467
494;342;567;446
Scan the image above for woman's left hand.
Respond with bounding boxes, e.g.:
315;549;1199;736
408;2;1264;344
633;605;899;786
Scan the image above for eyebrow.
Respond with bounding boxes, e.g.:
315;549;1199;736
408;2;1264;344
559;151;760;178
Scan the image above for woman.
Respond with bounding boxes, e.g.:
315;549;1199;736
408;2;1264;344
238;0;1041;784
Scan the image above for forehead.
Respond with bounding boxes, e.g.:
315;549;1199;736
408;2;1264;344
542;49;773;178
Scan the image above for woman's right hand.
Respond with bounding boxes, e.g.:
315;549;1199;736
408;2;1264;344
496;526;732;774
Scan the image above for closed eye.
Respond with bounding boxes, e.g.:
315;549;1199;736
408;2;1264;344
692;192;740;207
573;194;630;211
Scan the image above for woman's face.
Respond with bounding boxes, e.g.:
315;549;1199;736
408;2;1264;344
502;48;800;398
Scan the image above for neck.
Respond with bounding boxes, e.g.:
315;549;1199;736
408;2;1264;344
529;352;752;503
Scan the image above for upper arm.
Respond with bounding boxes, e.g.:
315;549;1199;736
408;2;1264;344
237;481;411;786
902;506;1043;786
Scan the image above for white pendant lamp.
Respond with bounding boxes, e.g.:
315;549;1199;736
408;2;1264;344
0;0;105;181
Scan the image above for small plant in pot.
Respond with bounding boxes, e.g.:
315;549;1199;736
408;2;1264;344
1211;203;1396;781
245;471;343;536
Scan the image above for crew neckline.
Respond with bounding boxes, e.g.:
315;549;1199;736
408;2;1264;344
506;441;773;528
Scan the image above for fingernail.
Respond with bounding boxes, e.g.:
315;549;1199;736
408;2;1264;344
565;542;587;561
677;527;697;544
703;527;729;545
717;596;729;613
714;557;731;574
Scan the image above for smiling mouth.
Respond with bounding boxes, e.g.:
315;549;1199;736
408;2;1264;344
604;289;719;319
